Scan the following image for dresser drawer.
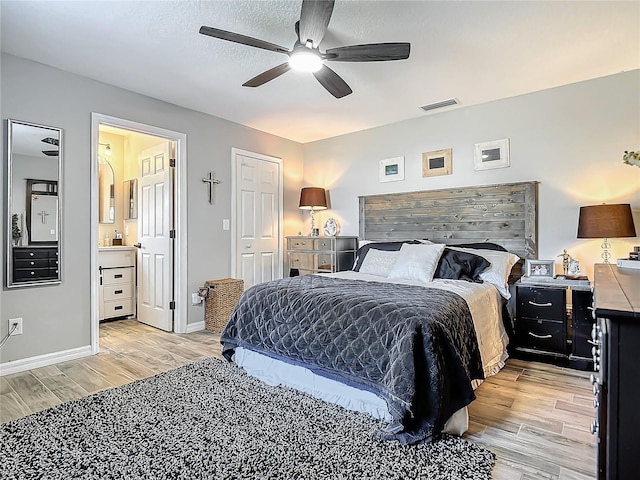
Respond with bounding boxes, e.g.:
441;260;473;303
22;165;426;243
517;286;566;321
314;238;333;250
14;267;58;281
103;283;134;301
103;298;135;318
14;258;50;269
515;317;566;353
14;249;50;259
289;253;315;271
316;253;333;271
102;266;135;286
289;238;314;250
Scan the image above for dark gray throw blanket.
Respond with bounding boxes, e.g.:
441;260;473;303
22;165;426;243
221;275;483;445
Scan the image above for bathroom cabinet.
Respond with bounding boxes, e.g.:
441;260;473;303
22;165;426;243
98;247;136;320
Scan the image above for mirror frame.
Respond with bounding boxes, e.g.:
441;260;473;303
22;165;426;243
5;119;63;288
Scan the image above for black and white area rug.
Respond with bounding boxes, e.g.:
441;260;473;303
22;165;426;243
1;357;495;479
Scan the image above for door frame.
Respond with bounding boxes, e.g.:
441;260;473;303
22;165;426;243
90;113;188;355
230;148;284;281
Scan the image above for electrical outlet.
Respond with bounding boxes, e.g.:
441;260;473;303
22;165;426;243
8;318;23;336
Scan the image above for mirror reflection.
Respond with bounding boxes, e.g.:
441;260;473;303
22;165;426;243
123;179;138;220
6;119;62;287
98;143;115;224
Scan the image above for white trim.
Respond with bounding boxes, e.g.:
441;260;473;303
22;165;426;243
90;113;188;356
0;345;92;376
230;148;284;280
185;321;205;333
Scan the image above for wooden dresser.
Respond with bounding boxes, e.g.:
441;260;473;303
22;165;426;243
98;247;136;321
591;264;640;480
12;245;59;282
286;236;357;276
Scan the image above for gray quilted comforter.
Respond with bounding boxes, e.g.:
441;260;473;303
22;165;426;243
220;275;483;444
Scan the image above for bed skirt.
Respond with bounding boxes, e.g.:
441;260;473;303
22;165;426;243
233;347;473;436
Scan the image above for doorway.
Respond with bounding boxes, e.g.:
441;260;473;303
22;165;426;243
90;113;188;355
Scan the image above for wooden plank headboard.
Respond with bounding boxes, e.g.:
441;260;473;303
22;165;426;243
359;181;538;259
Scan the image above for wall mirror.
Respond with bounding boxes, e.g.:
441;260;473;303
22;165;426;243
123;178;138;220
98;155;115;223
6;119;63;288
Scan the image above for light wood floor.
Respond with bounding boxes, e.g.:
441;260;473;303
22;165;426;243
0;319;596;480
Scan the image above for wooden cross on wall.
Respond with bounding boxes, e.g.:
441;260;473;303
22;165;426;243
38;210;50;224
202;172;221;205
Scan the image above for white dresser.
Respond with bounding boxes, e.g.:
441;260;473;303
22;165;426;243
98;247;136;320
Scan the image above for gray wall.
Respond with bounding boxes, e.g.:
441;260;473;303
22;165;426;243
302;70;640;280
1;54;304;363
2;53;639;367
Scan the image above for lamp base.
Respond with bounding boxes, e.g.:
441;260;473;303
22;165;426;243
601;238;611;264
309;208;318;236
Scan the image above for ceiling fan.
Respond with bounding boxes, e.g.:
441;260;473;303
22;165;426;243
199;0;410;98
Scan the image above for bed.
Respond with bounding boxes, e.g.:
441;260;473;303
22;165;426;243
221;182;538;445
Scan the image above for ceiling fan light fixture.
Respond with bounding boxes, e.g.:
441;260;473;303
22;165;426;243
289;49;322;72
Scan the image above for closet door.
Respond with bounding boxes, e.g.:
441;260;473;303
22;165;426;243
233;150;283;290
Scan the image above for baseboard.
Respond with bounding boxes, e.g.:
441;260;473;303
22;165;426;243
185;321;205;333
0;345;93;376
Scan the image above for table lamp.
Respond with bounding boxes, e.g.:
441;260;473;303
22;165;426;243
299;187;327;236
577;203;636;263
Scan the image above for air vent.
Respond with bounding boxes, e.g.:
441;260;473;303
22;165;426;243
420;98;459;112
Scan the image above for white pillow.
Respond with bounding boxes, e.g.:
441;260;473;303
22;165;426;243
387;243;446;283
448;246;519;299
359;249;399;277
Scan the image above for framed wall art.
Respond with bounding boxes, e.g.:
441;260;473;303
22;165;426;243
379;156;405;183
474;138;510;171
422;148;452;177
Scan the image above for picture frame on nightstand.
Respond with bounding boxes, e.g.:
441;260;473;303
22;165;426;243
524;259;555;278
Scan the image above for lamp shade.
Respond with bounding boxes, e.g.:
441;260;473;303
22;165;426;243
299;187;327;210
577;204;636;238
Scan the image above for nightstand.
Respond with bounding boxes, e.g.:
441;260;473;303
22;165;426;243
286;236;358;276
514;277;593;369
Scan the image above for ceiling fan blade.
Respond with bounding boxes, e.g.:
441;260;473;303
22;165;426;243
243;63;292;87
313;65;352;98
325;43;411;62
299;0;334;47
199;26;289;54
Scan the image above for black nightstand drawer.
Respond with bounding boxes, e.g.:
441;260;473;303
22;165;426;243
515;317;566;353
517;287;566;321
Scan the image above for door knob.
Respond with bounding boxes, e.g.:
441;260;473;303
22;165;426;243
133;243;142;248
245;245;252;249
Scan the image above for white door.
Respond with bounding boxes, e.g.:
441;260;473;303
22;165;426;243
234;151;282;289
137;142;174;331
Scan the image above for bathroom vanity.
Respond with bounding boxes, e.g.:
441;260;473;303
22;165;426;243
98;246;136;321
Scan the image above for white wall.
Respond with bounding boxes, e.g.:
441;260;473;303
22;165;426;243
0;54;304;364
302;71;640;280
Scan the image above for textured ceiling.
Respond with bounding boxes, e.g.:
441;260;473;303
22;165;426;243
1;1;638;143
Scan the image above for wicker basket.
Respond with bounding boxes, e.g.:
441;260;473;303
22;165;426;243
204;278;244;332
